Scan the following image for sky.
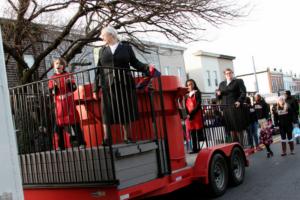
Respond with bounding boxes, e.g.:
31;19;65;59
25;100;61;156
189;0;300;76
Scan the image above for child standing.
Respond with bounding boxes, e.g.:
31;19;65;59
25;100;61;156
259;119;273;158
48;58;86;150
185;79;204;153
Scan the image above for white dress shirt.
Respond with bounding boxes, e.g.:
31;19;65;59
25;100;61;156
109;42;119;54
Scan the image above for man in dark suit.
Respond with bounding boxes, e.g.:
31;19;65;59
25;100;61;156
93;26;152;145
216;68;248;144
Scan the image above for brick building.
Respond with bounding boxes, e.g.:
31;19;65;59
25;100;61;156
1;18;95;88
237;68;300;104
1;18;47;88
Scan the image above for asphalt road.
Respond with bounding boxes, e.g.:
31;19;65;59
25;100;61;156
149;141;300;200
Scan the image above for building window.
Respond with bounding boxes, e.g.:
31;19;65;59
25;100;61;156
206;70;211;87
23;54;34;68
275;79;278;91
165;66;170;75
272;79;276;92
177;67;182;78
213;70;218;86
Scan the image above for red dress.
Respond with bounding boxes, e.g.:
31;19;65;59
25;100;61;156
48;72;79;126
185;91;203;131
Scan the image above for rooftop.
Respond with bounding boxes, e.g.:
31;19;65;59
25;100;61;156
192;50;235;60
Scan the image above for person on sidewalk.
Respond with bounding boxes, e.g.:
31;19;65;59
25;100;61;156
184;79;204;153
274;96;295;156
254;94;270;127
259;119;273;158
284;90;299;124
245;97;262;151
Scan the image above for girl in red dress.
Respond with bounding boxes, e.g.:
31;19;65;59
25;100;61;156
48;58;86;150
259;119;273;158
185;79;204;153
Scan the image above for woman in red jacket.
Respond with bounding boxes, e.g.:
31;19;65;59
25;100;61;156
185;79;204;153
48;58;86;150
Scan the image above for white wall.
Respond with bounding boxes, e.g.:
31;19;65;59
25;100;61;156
201;56;220;93
158;48;186;86
218;59;234;76
184;50;234;94
184;51;204;90
0;27;24;200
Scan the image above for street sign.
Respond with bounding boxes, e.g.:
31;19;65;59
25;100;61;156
0;26;24;199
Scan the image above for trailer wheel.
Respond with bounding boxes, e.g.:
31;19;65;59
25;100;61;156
208;153;228;197
229;147;245;186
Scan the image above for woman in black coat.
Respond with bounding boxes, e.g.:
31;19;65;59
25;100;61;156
216;68;248;143
93;26;151;144
274;96;294;155
254;94;270;126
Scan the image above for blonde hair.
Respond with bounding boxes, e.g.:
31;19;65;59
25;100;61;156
277;95;288;110
277;96;285;103
260;118;268;129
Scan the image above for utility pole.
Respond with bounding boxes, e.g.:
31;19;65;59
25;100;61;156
252;56;259;93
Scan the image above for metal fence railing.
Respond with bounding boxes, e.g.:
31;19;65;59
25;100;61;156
201;104;250;148
178;103;251;150
10;66;252;186
9;66;170;186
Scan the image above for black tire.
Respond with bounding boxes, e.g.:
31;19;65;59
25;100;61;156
229;147;245;186
208;153;228;197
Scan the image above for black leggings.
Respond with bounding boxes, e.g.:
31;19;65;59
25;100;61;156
265;144;272;153
190;129;205;152
280;125;293;141
56;123;86;149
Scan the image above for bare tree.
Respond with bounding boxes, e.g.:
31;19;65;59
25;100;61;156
1;0;249;84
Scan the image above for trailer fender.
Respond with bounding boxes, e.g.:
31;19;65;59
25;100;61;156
193;143;243;184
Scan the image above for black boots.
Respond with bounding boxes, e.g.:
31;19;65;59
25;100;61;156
289;141;295;155
281;142;287;156
281;141;295;156
267;151;273;158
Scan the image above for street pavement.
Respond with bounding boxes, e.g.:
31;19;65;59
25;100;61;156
149;138;300;200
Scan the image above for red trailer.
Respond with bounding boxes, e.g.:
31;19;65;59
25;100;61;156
10;68;248;200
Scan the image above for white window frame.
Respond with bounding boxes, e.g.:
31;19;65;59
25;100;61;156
165;66;170;75
206;70;211;87
177;67;182;78
213;70;218;87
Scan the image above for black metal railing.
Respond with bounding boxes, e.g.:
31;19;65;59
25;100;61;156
9;66;170;186
178;102;251;150
201;104;250;148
